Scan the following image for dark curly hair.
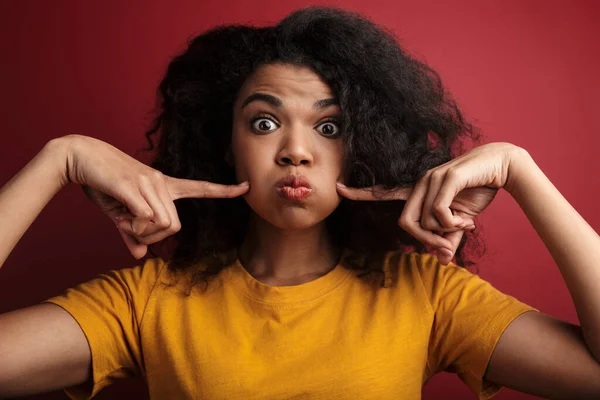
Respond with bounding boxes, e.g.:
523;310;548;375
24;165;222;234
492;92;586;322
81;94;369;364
139;6;486;293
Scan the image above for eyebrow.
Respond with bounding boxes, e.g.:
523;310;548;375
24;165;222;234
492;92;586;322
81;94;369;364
241;93;339;110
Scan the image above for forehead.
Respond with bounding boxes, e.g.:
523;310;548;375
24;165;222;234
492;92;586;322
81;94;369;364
236;63;334;106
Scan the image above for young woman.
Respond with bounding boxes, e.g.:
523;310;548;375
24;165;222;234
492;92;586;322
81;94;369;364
1;6;599;400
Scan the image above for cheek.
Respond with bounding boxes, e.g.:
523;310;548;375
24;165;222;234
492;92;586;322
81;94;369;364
318;178;343;213
231;147;272;205
233;148;269;184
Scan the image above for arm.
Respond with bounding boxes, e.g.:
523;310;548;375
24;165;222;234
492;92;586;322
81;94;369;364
0;136;92;396
507;148;600;359
0;303;92;397
484;148;600;398
0;136;71;268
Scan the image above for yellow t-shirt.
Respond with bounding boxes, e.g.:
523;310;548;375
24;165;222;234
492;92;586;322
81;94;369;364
42;251;538;400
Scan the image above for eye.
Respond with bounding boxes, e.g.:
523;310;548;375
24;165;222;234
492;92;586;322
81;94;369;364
251;116;279;133
316;120;341;137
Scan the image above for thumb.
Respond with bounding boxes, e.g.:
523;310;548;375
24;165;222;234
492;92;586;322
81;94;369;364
437;229;465;265
117;228;148;259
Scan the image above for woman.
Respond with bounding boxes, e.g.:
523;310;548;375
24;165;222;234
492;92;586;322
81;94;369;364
1;6;599;400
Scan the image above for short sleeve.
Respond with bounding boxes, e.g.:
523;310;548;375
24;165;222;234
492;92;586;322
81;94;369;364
41;257;166;400
414;252;540;400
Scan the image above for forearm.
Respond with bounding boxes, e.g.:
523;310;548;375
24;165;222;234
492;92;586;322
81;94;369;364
0;137;71;269
507;149;600;360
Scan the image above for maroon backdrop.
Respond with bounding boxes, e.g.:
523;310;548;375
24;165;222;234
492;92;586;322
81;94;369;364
1;1;598;399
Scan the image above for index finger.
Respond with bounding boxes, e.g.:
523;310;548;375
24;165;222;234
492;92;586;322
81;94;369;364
336;183;413;201
167;177;250;200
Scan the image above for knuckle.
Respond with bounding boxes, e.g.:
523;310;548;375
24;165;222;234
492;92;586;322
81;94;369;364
430;169;444;181
139;208;154;219
171;221;182;232
151;169;164;180
138;173;153;185
155;218;172;229
149;170;165;184
423;217;441;231
446;167;461;180
398;215;411;230
433;203;447;217
117;222;130;233
420;219;435;230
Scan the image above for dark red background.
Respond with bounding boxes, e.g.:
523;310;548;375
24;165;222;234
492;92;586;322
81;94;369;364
1;1;598;399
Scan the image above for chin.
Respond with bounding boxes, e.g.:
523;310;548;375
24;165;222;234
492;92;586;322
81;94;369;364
272;218;321;231
258;207;327;230
246;193;339;230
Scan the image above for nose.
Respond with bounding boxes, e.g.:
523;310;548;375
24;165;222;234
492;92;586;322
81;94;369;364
276;125;314;167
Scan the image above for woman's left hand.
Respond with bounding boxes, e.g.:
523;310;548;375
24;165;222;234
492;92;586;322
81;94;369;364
336;142;525;265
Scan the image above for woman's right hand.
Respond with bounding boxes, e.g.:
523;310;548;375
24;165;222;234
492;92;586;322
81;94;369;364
63;134;250;259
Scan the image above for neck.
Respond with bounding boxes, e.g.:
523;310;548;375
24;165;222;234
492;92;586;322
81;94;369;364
237;213;341;285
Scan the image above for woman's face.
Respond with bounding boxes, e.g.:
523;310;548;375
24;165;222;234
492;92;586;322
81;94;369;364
230;63;344;230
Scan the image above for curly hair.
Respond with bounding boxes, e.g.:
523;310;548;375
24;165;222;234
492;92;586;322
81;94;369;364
139;6;486;294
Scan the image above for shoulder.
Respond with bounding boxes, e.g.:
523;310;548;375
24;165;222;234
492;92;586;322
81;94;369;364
44;257;171;315
382;250;464;281
382;250;492;307
97;257;170;294
385;250;478;283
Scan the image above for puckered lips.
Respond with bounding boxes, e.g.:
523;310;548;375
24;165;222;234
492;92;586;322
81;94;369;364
275;175;313;201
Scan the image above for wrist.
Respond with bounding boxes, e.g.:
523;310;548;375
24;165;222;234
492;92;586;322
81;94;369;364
504;146;536;196
41;135;76;189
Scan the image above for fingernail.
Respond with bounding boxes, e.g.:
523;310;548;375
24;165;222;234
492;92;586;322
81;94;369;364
440;248;453;258
336;182;346;188
239;181;249;186
465;224;476;230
